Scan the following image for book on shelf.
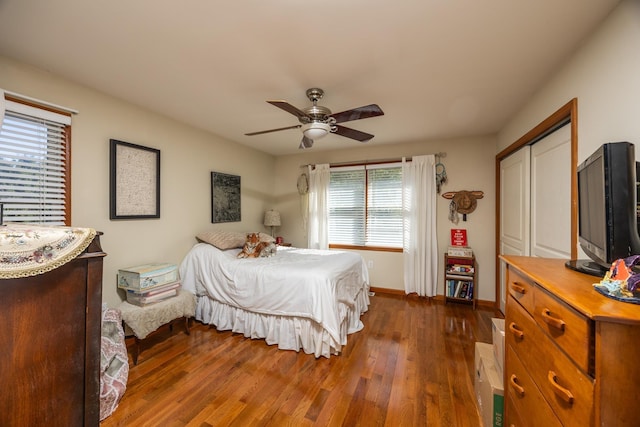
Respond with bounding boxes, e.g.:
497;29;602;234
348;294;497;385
447;264;475;275
454;281;463;297
459;282;468;298
447;246;473;257
447;279;473;299
447;280;455;297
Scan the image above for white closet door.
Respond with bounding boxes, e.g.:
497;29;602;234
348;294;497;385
499;147;531;313
498;123;572;313
530;124;572;259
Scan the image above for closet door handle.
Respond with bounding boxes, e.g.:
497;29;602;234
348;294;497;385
509;322;524;340
548;371;574;404
511;282;526;294
510;374;525;397
541;308;566;331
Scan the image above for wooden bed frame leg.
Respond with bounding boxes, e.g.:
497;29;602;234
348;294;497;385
184;317;190;335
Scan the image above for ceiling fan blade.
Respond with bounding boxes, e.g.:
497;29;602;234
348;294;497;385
333;125;374;142
267;100;310;120
330;104;384;124
299;135;314;149
245;124;301;136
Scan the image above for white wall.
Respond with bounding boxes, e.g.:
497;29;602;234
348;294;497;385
494;0;639;305
13;0;632;307
498;0;640;164
0;56;276;308
273;136;497;302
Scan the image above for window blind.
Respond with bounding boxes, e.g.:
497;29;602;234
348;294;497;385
328;163;403;248
0;102;70;225
366;167;403;247
329;167;366;245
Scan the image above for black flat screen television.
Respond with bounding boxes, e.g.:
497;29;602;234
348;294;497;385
566;141;640;276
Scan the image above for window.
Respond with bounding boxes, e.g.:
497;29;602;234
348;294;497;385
328;163;403;249
0;98;71;225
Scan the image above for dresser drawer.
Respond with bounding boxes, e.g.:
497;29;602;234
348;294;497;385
506;397;525;427
507;266;535;315
506;296;595;427
505;346;562;427
534;286;592;374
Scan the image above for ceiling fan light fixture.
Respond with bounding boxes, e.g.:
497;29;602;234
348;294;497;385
301;122;330;140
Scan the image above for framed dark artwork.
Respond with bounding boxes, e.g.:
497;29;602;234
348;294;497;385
211;172;241;223
110;139;161;219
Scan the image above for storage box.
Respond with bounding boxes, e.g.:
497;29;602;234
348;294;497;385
475;342;494;379
475;343;504;427
117;263;179;291
492;318;506;379
126;287;179;306
447;246;473;257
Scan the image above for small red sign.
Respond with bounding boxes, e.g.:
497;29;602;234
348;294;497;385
450;229;468;246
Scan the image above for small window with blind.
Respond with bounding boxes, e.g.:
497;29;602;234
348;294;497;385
328;163;403;250
0;98;71;225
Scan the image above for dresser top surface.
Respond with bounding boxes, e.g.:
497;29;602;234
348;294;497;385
501;255;640;325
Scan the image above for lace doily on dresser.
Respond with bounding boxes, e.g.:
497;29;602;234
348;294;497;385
0;223;96;279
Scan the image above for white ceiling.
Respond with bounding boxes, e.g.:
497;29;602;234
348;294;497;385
0;0;620;156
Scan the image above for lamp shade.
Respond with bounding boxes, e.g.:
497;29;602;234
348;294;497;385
301;122;330;140
264;210;281;227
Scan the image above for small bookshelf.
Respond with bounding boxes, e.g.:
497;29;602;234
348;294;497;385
444;252;476;308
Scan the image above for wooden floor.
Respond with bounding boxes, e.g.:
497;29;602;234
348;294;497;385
101;293;501;426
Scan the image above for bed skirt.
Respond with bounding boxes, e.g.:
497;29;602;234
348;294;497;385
194;286;370;358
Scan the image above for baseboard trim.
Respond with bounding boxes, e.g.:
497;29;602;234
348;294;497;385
369;286;496;309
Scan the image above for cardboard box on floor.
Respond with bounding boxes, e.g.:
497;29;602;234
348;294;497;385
474;342;504;427
492;318;505;379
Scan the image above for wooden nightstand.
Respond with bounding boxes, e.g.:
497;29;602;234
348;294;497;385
277;242;292;247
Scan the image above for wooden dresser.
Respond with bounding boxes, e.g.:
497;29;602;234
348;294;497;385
0;231;105;426
501;255;640;427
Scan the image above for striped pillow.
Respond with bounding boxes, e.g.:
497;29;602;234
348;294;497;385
196;230;246;250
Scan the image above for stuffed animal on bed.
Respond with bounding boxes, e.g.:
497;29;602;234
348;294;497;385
237;232;277;258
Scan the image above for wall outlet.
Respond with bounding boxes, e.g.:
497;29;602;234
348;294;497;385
367;260;374;269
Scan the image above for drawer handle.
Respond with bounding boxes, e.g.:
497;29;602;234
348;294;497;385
509;374;525;397
508;322;524;340
511;282;526;294
548;371;574;405
541;308;566;331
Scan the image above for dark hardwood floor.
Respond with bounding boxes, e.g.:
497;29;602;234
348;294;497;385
101;293;501;426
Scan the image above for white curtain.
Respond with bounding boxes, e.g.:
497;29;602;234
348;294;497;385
403;155;438;296
307;164;330;249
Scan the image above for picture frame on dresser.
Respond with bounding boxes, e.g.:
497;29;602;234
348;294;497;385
109;139;161;220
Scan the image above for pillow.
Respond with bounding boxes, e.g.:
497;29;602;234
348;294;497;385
196;230;246;250
258;232;275;243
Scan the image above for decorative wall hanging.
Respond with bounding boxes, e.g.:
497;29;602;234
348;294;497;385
435;154;447;194
211;172;241;223
110;139;160;219
297;173;309;195
442;190;484;223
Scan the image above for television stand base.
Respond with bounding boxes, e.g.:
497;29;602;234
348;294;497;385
565;259;608;277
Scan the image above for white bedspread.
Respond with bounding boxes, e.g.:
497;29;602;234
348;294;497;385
180;243;370;357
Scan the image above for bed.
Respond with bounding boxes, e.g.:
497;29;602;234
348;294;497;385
179;241;370;358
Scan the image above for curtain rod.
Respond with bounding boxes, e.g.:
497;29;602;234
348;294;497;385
3;89;79;115
301;152;446;169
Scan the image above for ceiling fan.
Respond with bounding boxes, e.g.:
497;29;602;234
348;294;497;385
245;88;384;149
